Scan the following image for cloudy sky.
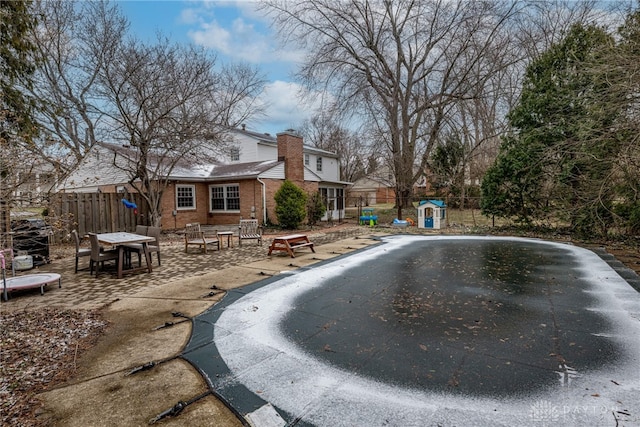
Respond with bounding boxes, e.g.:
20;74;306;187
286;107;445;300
117;0;319;135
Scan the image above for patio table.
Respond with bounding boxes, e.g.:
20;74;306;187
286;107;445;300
217;231;234;249
96;232;155;279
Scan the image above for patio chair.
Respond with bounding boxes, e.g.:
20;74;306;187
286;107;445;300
135;225;148;235
88;233;119;277
123;225;151;267
146;226;162;266
238;219;262;246
184;223;219;254
72;229;91;273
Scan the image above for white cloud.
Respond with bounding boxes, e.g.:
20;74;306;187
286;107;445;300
183;2;304;65
187;17;267;62
188;20;232;53
178;8;199;25
253;80;331;133
179;2;323;134
181;2;275;64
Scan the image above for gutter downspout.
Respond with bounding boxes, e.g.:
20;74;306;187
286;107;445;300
173;182;178;230
257;177;267;224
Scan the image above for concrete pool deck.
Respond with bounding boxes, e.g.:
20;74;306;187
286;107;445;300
5;229;638;426
16;227;380;426
186;235;640;426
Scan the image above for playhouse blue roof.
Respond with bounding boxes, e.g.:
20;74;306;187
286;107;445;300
419;199;446;208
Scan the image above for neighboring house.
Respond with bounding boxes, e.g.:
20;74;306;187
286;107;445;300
349;166;430;206
11;161;58;207
56;128;349;230
348;175;395;206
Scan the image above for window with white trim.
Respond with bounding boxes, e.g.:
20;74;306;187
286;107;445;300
304;154;310;166
230;147;240;162
316;156;323;171
320;187;344;212
176;185;196;210
210;184;240;211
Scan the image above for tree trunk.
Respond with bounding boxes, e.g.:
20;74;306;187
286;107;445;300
395;194;403;220
395;185;413;220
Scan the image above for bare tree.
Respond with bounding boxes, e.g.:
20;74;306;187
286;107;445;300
447;0;620;212
300;111;368;183
98;36;265;225
24;0;126;170
264;0;522;218
588;6;640;234
428;34;523;208
513;0;618;60
22;0;266;226
215;63;268;127
0;143;37;207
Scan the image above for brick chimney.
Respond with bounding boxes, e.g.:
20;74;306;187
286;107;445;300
277;130;304;184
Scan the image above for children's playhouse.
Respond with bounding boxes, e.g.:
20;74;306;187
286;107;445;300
417;200;447;229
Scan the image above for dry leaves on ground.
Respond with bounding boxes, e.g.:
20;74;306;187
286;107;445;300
0;308;108;427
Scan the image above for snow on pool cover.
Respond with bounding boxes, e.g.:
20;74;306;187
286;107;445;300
183;236;640;426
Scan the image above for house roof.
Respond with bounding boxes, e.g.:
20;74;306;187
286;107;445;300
233;128;277;143
63;130;347;191
322;178;353;186
207;160;281;181
418;199;446;208
351;176;393;190
95;141;217;179
232;128;339;158
145;154;283;182
304;145;340;158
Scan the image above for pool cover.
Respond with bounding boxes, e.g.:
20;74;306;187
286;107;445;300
183;236;640;426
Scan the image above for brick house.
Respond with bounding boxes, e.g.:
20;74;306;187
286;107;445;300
348;165;431;206
56;128;348;230
348;175;396;206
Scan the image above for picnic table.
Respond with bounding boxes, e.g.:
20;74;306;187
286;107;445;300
268;234;315;258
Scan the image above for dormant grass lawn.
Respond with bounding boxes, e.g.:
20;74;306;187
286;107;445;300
345;203;508;229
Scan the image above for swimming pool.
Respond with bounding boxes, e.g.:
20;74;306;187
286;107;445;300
184;236;640;426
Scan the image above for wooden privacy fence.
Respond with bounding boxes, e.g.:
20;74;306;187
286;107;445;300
49;193;150;241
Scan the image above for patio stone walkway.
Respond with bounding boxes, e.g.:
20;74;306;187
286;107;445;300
1;226;375;311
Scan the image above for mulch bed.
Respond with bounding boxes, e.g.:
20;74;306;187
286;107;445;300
0;309;108;426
